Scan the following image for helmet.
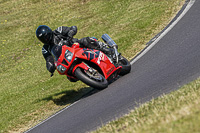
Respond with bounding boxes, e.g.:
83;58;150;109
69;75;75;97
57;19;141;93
36;25;53;44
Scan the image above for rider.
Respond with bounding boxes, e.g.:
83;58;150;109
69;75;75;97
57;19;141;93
36;25;113;80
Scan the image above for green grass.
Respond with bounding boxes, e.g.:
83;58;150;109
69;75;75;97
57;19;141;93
94;78;200;133
0;0;184;132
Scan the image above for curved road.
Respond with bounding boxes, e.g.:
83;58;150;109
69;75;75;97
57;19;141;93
27;0;200;132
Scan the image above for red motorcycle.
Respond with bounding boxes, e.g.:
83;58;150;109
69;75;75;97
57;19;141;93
52;34;131;90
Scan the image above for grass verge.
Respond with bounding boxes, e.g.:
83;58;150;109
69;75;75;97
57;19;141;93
0;0;184;132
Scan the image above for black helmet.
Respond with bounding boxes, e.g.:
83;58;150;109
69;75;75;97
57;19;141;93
36;25;53;44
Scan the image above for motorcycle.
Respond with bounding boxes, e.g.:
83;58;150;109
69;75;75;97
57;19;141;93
51;34;131;90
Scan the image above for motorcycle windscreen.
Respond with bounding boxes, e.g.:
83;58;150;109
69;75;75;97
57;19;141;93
101;34;117;47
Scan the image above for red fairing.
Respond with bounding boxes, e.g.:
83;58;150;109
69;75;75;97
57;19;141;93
71;43;80;48
55;43;121;80
94;51;118;79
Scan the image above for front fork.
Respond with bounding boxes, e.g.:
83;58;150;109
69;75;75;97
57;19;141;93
113;46;119;63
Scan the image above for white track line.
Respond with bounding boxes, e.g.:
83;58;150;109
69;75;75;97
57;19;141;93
130;0;195;65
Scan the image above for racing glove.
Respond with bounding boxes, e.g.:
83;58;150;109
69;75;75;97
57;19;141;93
68;26;77;38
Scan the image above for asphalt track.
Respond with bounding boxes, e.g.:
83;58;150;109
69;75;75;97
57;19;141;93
26;0;200;132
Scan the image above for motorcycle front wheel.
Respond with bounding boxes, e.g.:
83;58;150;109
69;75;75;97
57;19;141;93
74;67;108;90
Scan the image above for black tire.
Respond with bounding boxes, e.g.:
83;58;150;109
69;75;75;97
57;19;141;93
118;56;131;76
74;67;108;90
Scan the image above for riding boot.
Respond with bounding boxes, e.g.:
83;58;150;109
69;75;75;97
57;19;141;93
97;42;113;55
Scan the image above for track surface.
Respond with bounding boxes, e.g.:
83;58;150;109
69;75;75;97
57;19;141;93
27;0;200;133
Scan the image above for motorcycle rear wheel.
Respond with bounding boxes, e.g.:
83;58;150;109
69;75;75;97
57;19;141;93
118;55;131;76
74;67;108;90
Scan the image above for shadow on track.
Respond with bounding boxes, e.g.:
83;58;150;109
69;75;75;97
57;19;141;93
34;87;100;106
34;75;122;106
